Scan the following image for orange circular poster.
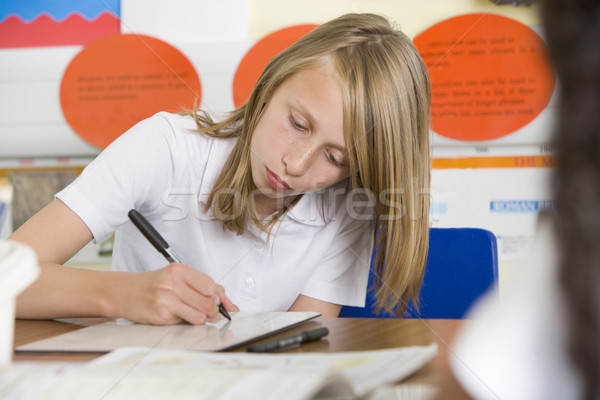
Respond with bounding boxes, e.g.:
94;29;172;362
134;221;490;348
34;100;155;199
233;24;317;107
60;34;201;149
413;14;555;141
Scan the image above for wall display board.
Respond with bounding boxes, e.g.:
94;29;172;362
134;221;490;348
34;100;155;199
0;1;555;286
413;14;556;281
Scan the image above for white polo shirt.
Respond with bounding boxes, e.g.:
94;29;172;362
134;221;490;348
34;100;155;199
57;112;373;311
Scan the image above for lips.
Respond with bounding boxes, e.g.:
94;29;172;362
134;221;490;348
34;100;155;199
266;168;292;191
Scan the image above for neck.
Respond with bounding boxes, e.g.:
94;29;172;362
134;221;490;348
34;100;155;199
253;193;299;219
253;193;279;219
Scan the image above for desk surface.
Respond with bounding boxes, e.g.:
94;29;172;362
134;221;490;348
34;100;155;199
13;317;463;387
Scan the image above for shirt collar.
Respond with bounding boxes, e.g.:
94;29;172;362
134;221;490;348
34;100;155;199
285;179;350;227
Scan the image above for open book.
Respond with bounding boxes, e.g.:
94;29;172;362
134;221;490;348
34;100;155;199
38;344;437;400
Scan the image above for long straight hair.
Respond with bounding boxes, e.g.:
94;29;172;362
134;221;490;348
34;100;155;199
187;13;431;315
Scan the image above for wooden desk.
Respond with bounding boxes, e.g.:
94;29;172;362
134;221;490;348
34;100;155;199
13;317;463;386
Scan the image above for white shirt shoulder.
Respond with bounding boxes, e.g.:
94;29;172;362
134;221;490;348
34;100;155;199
450;218;582;399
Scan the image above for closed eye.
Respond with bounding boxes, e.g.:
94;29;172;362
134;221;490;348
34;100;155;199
289;113;308;132
326;150;345;167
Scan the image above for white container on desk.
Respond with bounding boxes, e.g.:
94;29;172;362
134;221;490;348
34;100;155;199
0;240;39;367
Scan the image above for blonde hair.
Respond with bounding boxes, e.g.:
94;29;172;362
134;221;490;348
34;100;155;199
187;13;431;315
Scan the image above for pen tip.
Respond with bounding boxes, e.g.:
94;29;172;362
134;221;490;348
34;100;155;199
219;303;232;321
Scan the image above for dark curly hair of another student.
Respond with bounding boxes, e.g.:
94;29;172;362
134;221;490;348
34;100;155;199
543;0;600;398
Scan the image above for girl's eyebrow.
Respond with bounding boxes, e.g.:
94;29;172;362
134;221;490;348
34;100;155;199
292;100;348;155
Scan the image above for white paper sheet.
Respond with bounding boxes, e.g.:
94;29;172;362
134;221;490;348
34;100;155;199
16;312;320;353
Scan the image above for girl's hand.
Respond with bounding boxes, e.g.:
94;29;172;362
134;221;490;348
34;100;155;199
112;262;238;325
11;198;240;325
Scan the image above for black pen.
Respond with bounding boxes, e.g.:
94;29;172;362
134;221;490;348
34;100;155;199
247;327;329;352
128;209;231;321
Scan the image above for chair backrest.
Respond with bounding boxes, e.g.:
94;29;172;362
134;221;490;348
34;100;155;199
338;227;498;319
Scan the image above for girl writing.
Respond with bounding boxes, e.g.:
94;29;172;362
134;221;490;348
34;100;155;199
11;13;431;325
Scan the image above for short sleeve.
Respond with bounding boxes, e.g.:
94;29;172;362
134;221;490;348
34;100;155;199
300;210;374;307
56;112;179;242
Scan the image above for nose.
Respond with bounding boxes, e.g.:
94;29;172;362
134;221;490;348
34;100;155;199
282;141;316;177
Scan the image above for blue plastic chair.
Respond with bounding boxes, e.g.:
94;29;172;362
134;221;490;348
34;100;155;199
338;227;498;319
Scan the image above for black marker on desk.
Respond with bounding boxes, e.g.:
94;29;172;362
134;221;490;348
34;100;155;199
247;327;329;352
128;209;231;321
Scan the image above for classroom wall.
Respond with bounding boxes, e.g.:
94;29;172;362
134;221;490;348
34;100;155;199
0;0;553;290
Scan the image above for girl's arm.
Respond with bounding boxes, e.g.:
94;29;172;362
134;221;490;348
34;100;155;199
288;294;341;317
11;198;236;325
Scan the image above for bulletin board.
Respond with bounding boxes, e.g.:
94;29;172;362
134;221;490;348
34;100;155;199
0;0;552;284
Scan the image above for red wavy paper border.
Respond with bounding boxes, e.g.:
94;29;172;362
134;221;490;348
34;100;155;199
0;11;120;49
